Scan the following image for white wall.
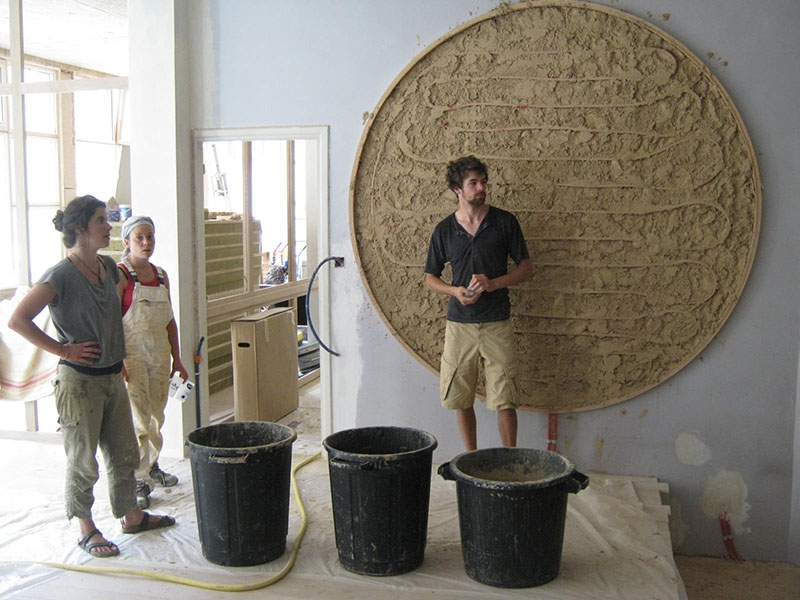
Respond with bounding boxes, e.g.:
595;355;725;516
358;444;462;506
128;0;200;456
163;0;799;561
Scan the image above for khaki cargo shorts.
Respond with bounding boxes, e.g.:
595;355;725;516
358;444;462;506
439;320;519;411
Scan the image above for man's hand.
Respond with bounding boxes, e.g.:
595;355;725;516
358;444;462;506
469;274;492;294
457;286;481;305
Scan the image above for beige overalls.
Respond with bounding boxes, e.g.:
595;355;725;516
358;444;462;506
122;259;174;481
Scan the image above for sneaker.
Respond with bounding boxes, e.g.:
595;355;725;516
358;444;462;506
149;462;179;487
136;480;151;509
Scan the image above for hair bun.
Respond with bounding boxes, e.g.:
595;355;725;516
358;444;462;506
52;210;65;232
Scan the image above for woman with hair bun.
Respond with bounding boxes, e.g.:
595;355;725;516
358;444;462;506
7;195;175;558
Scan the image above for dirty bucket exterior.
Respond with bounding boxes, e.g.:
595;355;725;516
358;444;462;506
323;426;438;576
186;421;296;566
438;447;588;588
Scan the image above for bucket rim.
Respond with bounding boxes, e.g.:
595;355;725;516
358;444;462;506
444;447;577;489
185;420;297;451
323;425;438;461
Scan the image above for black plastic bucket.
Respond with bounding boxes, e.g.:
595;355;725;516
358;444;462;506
438;447;588;588
323;426;438;576
186;421;296;566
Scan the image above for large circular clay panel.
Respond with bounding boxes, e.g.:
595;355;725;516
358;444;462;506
350;1;760;412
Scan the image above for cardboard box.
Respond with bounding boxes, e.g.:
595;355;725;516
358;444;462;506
231;307;299;422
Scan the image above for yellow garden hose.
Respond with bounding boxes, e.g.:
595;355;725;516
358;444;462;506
33;450;321;592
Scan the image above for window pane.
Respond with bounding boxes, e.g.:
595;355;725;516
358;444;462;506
203;141;244;215
0;131;14;287
0;65;7;127
252;141;288;282
200;134;321;302
23;69;56;134
25;136;59;205
4;208;19;287
28;205;63;281
294;140;308;280
202;141;247;297
75;141;120;203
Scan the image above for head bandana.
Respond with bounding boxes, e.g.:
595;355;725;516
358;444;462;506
122;215;155;241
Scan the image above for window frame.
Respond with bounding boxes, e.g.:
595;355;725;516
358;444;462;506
197;127;327;322
0;39;128;289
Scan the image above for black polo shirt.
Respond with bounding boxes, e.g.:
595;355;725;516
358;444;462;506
425;205;529;323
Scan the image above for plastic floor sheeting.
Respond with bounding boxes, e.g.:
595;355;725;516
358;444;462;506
0;434;687;600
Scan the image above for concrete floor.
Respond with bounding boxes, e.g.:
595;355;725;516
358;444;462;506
675;555;800;600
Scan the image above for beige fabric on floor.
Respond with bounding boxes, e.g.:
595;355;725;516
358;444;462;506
0;435;686;599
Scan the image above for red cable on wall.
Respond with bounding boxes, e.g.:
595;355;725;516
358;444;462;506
547;413;558;452
718;512;744;561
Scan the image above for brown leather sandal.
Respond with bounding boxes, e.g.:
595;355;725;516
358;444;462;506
120;512;176;534
77;529;120;557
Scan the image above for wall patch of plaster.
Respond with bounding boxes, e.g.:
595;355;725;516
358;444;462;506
700;470;749;526
675;431;712;466
350;1;761;413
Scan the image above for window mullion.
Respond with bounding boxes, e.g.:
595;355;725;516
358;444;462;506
59;71;76;207
286;140;296;283
242;141;253;291
10;0;31;285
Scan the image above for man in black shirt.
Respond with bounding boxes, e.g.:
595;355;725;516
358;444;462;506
424;156;532;450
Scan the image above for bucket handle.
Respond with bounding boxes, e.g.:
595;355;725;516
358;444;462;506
566;470;589;494
208;454;249;464
437;462;455;480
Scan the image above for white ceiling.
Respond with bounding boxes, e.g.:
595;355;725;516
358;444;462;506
0;0;128;76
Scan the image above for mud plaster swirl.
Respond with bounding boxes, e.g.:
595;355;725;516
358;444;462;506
349;1;761;413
